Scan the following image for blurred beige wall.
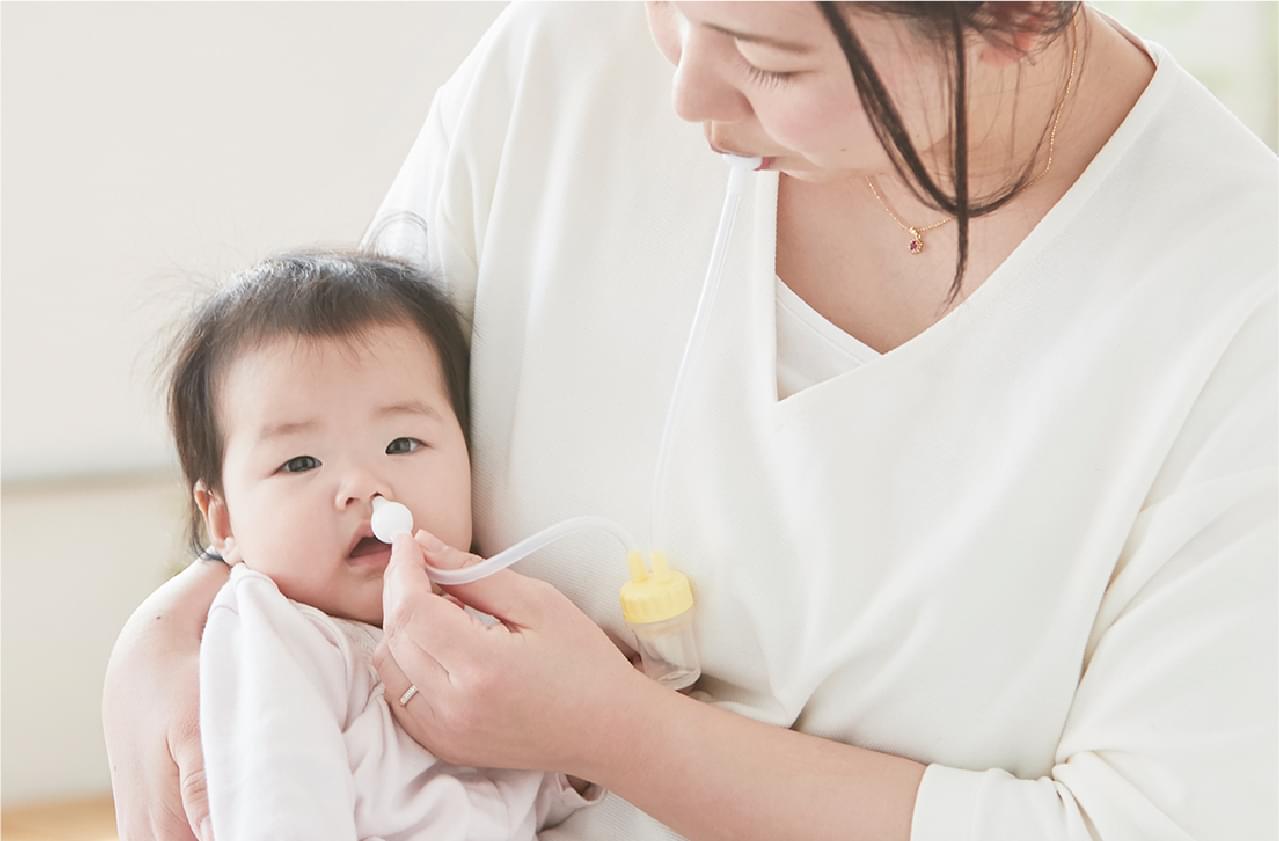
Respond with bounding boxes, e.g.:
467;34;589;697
2;476;189;805
2;0;1275;809
2;0;507;483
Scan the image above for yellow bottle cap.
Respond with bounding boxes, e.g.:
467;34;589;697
619;551;694;624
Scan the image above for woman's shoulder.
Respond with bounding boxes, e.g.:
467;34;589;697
1052;42;1276;314
476;2;657;72
436;2;674;148
1095;43;1276;256
442;3;660;100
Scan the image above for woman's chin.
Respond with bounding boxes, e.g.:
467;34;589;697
776;160;849;183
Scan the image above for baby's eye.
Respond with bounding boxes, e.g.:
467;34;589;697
279;455;321;474
386;437;425;455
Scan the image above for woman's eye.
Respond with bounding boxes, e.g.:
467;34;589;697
386;437;425;455
744;62;797;88
279;455;320;474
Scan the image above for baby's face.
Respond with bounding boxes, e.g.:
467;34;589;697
208;322;471;625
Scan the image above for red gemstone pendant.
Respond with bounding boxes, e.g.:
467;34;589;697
908;228;924;254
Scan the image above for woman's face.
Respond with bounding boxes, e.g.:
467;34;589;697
646;1;949;182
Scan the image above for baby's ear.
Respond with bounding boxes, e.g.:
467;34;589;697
193;480;233;549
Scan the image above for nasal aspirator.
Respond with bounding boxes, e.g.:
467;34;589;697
371;495;414;543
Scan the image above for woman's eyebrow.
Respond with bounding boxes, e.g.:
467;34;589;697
702;22;813;55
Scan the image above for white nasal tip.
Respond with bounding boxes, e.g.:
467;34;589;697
720;153;763;171
371;496;414;544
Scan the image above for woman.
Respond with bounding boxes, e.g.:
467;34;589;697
105;3;1277;839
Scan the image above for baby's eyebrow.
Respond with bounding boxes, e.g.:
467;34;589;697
377;401;444;422
256;418;319;442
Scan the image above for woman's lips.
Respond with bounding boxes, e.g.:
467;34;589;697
708;144;777;172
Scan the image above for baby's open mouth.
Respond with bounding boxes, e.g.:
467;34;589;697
348;536;387;560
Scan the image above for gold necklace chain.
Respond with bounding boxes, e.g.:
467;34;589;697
865;13;1080;255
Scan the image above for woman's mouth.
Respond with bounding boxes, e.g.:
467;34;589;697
708;144;776;172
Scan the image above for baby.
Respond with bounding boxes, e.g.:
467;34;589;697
164;250;597;840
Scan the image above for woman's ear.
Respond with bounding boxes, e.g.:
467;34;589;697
975;2;1057;67
193;480;233;549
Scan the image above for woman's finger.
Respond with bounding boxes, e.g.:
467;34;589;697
375;613;450;693
374;640;438;716
417;534;558;631
167;638;212;839
413;530;482;568
175;754;213;841
382;533;494;670
374;641;412;701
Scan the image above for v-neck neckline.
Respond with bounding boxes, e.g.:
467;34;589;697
748;40;1170;411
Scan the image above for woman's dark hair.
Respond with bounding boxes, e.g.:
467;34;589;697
164;250;470;555
818;1;1082;303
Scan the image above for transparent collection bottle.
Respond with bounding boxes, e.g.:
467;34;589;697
619;551;700;691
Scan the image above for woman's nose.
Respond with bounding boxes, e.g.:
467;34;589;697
670;30;753;124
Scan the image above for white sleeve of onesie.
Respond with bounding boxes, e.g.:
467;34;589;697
200;568;359;841
911;293;1278;841
533;775;606;830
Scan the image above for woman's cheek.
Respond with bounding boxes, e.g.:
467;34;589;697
783;89;878;164
759;95;841;157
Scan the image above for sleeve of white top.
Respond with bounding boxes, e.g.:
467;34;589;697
359;5;521;332
200;569;358;841
912;292;1278;840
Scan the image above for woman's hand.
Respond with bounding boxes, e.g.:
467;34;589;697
103;557;230;841
375;531;644;774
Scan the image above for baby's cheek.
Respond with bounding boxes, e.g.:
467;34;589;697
416;516;470;556
251;532;326;596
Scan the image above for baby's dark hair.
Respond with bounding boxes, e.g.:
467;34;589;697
164;249;470;556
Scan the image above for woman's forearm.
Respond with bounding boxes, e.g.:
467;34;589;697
104;558;228;731
103;558;229;840
581;679;925;841
112;558;229;652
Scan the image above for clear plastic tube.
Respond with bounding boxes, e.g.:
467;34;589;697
648;155;759;547
425;515;640;585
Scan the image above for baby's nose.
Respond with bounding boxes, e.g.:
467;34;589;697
334;468;383;509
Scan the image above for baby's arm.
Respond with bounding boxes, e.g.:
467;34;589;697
533;772;604;830
466;766;603;836
200;567;358;841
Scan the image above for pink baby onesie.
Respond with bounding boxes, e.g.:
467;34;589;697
200;564;597;841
